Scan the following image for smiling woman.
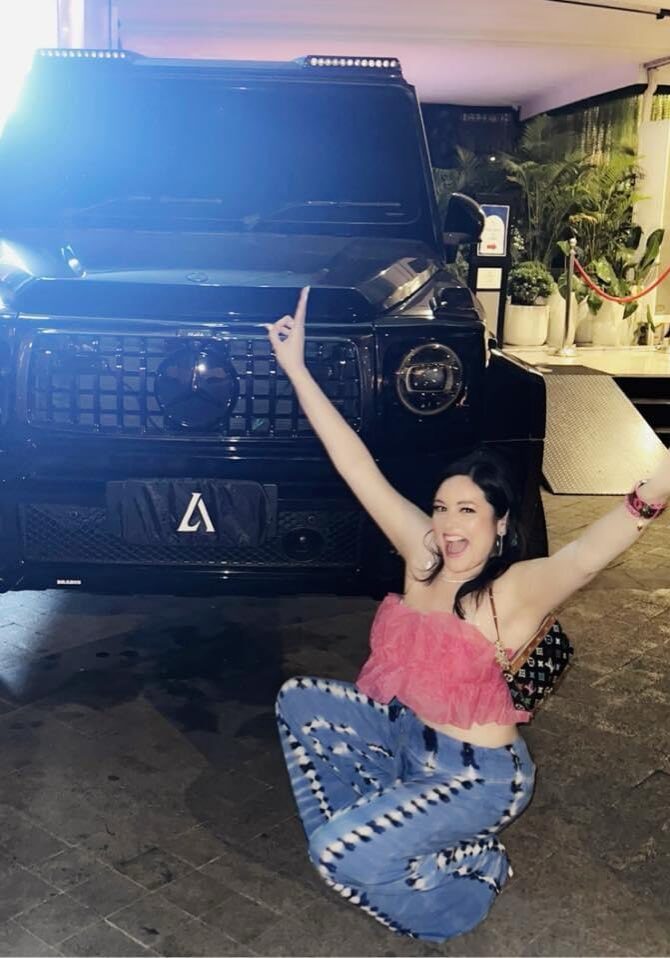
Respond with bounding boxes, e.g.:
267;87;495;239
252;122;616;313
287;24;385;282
435;481;501;561
270;286;670;942
415;451;526;610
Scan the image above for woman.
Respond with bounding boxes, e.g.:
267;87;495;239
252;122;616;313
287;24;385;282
267;287;670;942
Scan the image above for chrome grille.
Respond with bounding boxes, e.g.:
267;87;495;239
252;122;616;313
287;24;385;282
25;330;361;437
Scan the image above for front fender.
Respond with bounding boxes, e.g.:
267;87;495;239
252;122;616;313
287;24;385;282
479;349;546;442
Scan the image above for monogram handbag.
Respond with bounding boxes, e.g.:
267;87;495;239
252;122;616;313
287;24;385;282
488;587;574;712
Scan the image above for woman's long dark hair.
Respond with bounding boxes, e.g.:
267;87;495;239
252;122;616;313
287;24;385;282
419;448;527;619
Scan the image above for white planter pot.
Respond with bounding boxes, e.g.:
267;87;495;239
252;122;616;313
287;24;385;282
547;289;577;348
574;299;593;344
591;301;625;346
503;303;549;347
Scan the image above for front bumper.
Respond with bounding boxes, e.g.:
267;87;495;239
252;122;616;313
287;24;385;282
4;563;374;597
0;468;394;597
0;436;547;597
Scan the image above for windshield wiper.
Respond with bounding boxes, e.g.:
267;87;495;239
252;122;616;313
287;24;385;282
67;196;412;228
243;200;407;230
68;195;239;223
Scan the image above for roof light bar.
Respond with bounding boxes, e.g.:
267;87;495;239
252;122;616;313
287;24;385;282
305;55;401;72
37;48;130;60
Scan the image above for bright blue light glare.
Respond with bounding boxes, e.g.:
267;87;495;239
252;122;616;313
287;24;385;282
0;287;13;313
0;1;58;136
0;242;29;273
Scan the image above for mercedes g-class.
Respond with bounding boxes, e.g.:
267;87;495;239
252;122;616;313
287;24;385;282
0;49;546;596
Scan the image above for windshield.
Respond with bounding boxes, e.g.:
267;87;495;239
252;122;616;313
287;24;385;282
0;64;435;241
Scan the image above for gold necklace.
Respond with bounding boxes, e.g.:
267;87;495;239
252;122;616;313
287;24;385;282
439;573;474;584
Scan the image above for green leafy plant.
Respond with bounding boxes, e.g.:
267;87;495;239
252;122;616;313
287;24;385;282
559;150;655;324
557;271;587;301
560;228;665;321
502;114;650;279
566;149;644;267
502;116;593;266
592;256;633;313
508;261;555;305
629;228;664;285
621;227;664;324
510;224;527;265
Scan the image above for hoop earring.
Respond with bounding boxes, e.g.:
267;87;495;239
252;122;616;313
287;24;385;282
495;533;505;557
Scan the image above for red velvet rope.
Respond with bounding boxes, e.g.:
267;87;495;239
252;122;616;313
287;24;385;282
573;258;670;303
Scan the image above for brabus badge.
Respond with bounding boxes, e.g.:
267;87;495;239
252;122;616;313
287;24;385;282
177;493;216;533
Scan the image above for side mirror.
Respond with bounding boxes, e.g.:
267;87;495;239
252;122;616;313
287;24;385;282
442;192;485;250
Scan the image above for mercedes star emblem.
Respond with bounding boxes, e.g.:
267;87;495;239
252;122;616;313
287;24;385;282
155;345;239;429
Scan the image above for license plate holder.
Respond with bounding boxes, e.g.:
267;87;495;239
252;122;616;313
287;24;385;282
106;479;278;547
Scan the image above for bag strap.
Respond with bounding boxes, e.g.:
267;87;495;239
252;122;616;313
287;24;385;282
488;585;513;675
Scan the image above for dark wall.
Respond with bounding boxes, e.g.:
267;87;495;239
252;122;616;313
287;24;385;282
420;104;521;167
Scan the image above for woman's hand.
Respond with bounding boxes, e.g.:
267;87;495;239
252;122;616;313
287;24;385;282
265;287;310;380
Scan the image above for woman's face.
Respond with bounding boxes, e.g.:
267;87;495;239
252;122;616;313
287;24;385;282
431;474;508;578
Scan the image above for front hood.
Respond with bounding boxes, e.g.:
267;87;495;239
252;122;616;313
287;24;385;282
0;229;441;321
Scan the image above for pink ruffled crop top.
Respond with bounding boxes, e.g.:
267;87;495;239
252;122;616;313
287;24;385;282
355;593;531;727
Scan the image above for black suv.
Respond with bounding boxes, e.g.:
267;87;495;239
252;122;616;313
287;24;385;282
0;50;546;597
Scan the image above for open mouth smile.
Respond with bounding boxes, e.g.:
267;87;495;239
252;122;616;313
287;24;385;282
443;536;469;557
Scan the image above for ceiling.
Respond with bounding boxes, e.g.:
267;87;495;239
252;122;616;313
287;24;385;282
117;0;670;117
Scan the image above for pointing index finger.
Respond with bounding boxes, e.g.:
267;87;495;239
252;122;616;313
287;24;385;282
294;286;310;324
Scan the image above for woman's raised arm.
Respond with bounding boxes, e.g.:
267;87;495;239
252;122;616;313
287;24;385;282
508;452;670;619
265;288;432;562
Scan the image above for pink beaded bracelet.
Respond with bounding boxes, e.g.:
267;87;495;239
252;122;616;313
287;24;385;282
625;480;667;530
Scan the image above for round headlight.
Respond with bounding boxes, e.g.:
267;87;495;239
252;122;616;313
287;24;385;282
395;343;463;415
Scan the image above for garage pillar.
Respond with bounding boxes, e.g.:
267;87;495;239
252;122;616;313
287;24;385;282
58;0;120;49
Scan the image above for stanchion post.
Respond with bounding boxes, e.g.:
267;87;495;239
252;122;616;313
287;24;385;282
555;237;577;357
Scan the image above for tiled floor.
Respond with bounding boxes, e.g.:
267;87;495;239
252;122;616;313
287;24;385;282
0;491;666;955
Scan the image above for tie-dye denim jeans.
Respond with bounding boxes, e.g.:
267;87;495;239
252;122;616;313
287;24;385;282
275;676;536;942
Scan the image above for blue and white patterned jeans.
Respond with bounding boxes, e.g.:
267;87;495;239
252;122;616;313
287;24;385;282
275;676;536;942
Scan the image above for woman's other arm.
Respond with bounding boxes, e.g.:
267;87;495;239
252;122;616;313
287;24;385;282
509;452;670;617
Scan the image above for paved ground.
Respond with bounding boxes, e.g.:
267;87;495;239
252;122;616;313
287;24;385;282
0;491;666;957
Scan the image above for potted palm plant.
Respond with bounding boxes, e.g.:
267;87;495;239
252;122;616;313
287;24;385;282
502;116;593;267
563;150;652;346
504;261;555;346
580;229;665;346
